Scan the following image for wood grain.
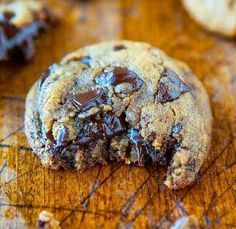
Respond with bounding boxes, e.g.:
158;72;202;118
0;0;235;228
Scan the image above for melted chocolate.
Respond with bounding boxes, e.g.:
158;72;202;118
95;67;144;93
75;116;103;148
113;44;126;51
49;110;180;167
130;129;173;166
76;112;126;148
156;69;190;104
102;112;126;138
72;88;104;112
51;144;77;169
130;129;147;166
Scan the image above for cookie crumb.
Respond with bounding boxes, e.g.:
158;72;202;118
37;211;60;229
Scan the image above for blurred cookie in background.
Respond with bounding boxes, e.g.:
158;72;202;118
0;1;60;62
182;0;236;37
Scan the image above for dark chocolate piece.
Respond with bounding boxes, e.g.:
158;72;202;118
130;129;149;166
51;144;77;169
130;129;169;166
76;113;126;147
113;44;126;51
102;112;126;138
75;117;103;148
95;67;144;93
72;88;104;112
156;69;190;104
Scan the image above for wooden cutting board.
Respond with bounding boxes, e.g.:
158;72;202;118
0;0;235;228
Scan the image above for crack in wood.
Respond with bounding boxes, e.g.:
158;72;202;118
125;191;160;225
78;166;103;229
0;126;24;143
0;165;40;189
117;176;151;228
0;203;120;216
0;144;10;148
0;161;8;174
59;163;122;226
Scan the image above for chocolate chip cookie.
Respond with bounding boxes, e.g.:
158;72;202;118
25;41;212;190
182;0;236;37
0;1;56;61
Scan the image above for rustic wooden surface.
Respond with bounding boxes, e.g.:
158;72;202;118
0;0;235;228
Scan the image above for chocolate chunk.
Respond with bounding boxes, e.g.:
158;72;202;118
130;129;168;166
75;117;103;148
172;123;182;134
113;44;126;51
156;69;190;104
95;67;144;93
76;113;127;149
72;88;104;112
51;145;77;169
102;112;127;138
46;129;56;144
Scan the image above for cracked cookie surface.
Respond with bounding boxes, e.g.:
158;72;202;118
25;40;212;190
182;0;236;37
0;1;56;61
